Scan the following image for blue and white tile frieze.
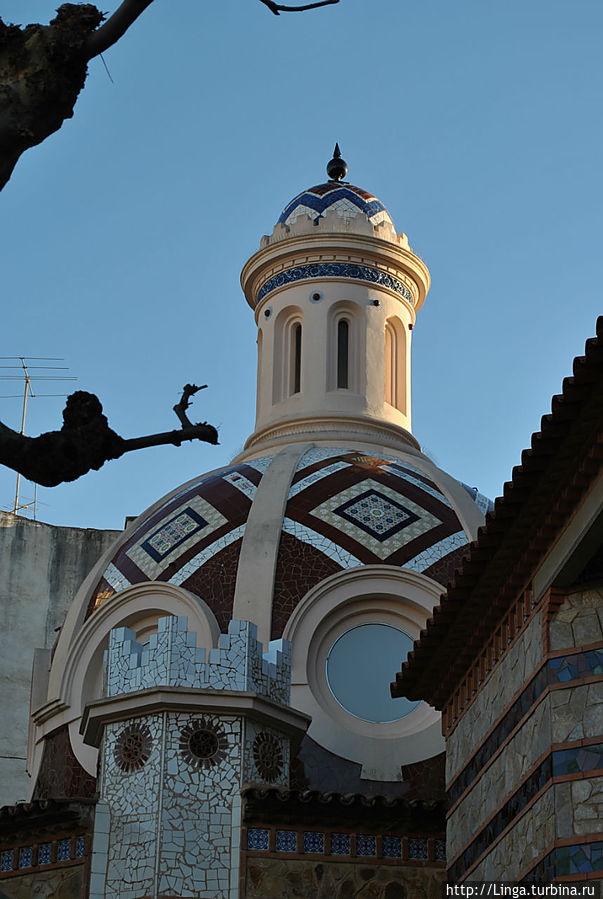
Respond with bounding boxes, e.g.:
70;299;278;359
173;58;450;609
256;263;414;306
275;830;297;852
247;829;269;851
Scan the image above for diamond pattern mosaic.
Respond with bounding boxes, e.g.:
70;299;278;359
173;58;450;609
334;488;420;539
89;447;484;643
142;508;208;561
0;850;13;872
310;478;441;560
275;830;297;852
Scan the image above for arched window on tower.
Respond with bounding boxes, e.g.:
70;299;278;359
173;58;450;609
337;319;349;389
328;302;362;393
291;322;302;395
272;308;303;404
385;317;406;414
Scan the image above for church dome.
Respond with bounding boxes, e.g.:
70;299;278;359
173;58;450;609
88;445;489;634
278;182;395;230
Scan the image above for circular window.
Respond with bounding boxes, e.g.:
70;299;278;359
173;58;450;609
326;624;420;723
114;724;153;772
179;718;227;768
253;732;284;782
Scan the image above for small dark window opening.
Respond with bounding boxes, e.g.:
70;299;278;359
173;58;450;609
337;319;349;389
292;323;302;394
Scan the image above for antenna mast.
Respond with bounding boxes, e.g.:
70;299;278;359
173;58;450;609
0;357;77;519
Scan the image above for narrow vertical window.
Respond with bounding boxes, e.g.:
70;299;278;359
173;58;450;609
337;319;349;389
385;322;395;406
292;323;302;394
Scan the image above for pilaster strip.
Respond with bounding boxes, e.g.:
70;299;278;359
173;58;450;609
232;443;312;647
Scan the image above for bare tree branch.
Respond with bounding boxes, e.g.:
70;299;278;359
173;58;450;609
259;0;339;14
85;0;154;58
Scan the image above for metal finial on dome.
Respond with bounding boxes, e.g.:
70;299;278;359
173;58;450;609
326;142;348;182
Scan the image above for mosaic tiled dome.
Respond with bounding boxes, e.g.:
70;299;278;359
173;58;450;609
278;183;394;229
88;447;491;634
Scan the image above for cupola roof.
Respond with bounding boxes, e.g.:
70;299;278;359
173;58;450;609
277;144;394;230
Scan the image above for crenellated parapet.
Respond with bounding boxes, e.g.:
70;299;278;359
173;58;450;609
104;615;291;704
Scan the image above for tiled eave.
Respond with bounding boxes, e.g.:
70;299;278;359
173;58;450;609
242;785;445;830
0;799;95;839
392;317;603;709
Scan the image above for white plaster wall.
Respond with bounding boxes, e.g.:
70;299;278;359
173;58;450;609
253;280;413;441
0;511;119;805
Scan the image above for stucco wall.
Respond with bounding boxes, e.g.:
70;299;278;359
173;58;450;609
0;512;119;806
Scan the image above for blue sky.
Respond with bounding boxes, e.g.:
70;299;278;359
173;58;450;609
1;0;601;529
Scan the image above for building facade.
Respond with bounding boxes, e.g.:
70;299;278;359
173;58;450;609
0;149;492;897
393;319;603;885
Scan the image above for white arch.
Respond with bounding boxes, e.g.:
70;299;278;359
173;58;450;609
30;583;220;789
283;565;444;780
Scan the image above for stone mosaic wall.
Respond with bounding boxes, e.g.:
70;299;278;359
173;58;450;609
446;611;543;782
446;578;603;881
556;775;603;838
468;788;555;881
0;865;85;898
105;615;291;704
446;693;551;859
550;586;603;650
100;711;242;898
101;713;162;897
245;858;445;899
552;681;603;743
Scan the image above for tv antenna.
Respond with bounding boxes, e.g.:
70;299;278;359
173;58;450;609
0;356;77;518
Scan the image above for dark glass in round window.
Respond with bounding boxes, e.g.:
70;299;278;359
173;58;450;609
326;624;420;723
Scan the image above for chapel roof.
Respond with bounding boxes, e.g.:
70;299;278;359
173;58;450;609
392;316;603;708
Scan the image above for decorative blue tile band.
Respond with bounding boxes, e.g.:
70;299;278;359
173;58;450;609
331;833;351;855
38;843;52;865
382;836;402;858
247;829;269;851
0;850;13;872
303;831;325;853
256;263;414;306
357;835;377;856
57;839;71;861
18;846;32;869
524;841;603;880
448;648;603;806
435;839;447;861
75;836;85;858
275;830;297;852
449;742;603;882
408;838;429;860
